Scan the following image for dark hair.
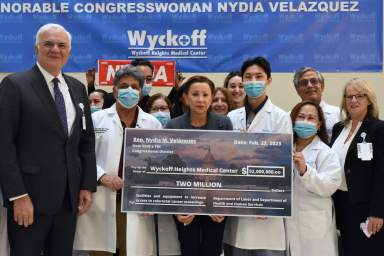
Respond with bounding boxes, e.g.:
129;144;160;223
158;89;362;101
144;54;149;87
146;93;172;115
90;89;107;97
131;59;154;74
290;100;328;144
102;93;116;109
89;89;108;109
113;64;144;88
223;71;241;88
172;83;188;118
182;75;215;95
212;87;232;111
240;56;271;79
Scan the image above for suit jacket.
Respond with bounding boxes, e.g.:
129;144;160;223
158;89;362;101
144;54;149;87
330;116;384;217
165;111;233;130
0;65;97;215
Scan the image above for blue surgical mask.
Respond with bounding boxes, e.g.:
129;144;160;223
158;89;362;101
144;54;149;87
90;105;102;113
117;87;140;109
151;111;171;127
244;81;265;98
142;83;152;96
293;121;318;139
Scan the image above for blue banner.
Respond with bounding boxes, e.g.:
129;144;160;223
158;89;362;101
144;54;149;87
0;0;382;72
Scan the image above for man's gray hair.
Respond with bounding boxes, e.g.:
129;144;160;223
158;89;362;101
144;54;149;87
293;67;324;87
113;65;144;88
35;23;72;49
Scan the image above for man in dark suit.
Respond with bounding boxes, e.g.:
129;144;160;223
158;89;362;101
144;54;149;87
0;23;97;256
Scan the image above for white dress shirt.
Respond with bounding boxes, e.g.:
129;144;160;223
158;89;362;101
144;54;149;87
37;62;76;134
331;121;362;191
319;101;340;140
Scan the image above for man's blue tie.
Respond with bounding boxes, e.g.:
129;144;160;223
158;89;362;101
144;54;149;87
52;77;68;135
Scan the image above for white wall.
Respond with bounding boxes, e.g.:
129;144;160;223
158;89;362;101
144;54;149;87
2;71;381;118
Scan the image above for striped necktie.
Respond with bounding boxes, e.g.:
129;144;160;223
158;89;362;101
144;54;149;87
52;77;68;135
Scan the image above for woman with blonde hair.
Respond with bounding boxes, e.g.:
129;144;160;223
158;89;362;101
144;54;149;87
331;78;384;256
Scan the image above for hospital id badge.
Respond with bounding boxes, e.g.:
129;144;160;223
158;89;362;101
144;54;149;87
357;142;373;161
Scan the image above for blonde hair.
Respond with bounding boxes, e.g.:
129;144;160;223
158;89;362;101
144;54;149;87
341;78;379;124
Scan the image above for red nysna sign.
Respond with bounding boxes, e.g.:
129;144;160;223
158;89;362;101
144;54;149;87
98;59;176;86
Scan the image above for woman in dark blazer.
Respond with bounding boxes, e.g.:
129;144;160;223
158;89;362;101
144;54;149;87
330;78;384;256
166;75;233;256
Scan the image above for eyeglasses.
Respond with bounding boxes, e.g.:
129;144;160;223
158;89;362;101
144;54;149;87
345;93;367;101
297;78;320;87
40;41;68;50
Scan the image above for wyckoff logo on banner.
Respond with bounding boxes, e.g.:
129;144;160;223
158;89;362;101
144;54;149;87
127;29;207;59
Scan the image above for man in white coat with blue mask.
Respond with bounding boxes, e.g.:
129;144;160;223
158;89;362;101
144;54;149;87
74;65;172;256
224;57;292;256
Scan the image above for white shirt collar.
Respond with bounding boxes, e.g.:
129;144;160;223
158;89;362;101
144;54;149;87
319;100;327;109
36;62;65;86
263;98;273;113
238;98;273;115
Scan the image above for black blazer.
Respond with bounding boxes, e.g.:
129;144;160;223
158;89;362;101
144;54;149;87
330;117;384;217
0;65;97;214
165;111;233;130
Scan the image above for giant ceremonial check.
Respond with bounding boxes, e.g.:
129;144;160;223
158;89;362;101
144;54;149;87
0;1;382;72
122;129;292;217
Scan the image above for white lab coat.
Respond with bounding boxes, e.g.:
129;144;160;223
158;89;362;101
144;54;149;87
0;190;10;256
74;105;180;256
286;136;341;256
320;101;340;140
224;99;292;250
